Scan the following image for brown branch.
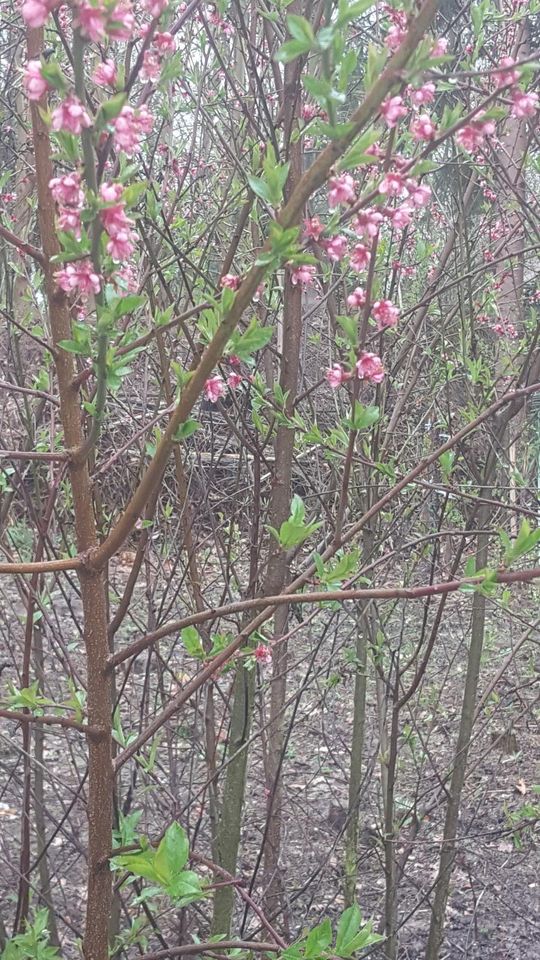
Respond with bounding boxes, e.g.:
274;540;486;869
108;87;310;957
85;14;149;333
109;564;540;671
0;222;45;265
0;707;98;736
112;563;540;770
139;942;279;960
0;450;67;462
0;379;60;408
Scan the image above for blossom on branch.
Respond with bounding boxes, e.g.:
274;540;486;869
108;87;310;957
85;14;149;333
51;95;92;135
204;376;225;403
23;61;50;101
372;299;399;330
356;352;385;384
55;260;101;297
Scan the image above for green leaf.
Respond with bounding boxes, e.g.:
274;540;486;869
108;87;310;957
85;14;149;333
335;904;361;956
304;918;332;957
122;181;147;207
180;626;205;659
111;294;145;318
338;128;380;171
348;403;379;431
230;317;273;359
247;174;273;203
336;313;358;346
175;419;200;441
39;60;68;93
286;13;314;44
275;38;312;64
111;849;160;884
99;92;127;122
162;821;190;875
336;0;376;27
269;495;322;549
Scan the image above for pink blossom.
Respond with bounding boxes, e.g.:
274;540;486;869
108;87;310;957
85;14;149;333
113;105;154;155
57;207;82;237
328;173;356;208
408;82;436;107
106;230;135;261
153;31;176;54
136;105;154;133
432;37;448;57
227;373;243;389
372;299;399;330
349;243;371;272
356;352;384;384
379;171;406;197
456;117;495;152
92;60;117;87
204;375;225;403
494;56;520;88
100;202;132;235
301;103;318;121
49;173;84;207
220;274;241;290
347;287;366;309
510;89;538;118
353;208;383;238
100;181;124;203
380;95;407;128
113;263;138;294
22;0;56;28
141;50;161;82
385;24;407;51
142;0;168;16
55;260;101;297
326;363;350;389
390;204;413;229
408;183;431;208
303;216;324;241
411;113;437;141
23;60;50;101
365;142;385;161
254;643;272;665
75;2;107;42
290;264;316;285
108;1;135;40
51;95;92;135
324;235;348;262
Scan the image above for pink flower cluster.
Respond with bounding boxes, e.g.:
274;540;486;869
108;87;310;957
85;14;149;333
456;116;495;152
326;352;385;389
23;61;50;101
49;171;85;239
220;274;241;290
141;31;177;82
75;0;135;43
55;260;101;298
113;105;154;156
290;264;316;286
328;173;356;208
380;95;407;128
254;643;272;665
92;60;118;88
22;0;59;28
100;182;137;262
52;95;92;135
372;300;399;330
204;371;244;403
